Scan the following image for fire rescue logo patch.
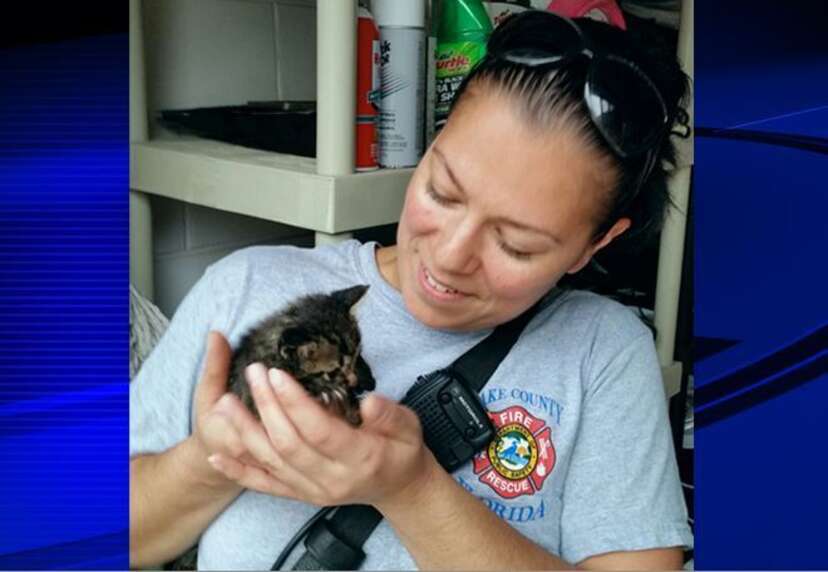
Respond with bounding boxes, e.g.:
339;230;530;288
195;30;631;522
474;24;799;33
473;405;556;499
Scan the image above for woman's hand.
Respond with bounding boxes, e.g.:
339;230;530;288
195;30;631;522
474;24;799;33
206;363;438;508
189;331;261;489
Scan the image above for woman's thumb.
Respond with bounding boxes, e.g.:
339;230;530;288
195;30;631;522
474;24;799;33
194;330;232;417
360;394;421;442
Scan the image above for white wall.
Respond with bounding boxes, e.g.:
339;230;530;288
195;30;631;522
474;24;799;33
143;0;317;116
140;0;318;317
149;195;314;318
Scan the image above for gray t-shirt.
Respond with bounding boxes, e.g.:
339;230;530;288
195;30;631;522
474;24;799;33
130;240;693;570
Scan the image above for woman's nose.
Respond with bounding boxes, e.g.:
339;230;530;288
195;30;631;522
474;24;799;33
432;218;480;275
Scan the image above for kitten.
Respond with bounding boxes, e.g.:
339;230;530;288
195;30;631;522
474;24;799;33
227;284;375;426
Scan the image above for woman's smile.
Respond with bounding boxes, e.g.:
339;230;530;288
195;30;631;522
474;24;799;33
417;263;470;302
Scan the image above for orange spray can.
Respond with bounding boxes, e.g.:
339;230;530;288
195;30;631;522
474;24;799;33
356;5;380;171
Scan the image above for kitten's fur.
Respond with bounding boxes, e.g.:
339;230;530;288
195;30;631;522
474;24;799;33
227;284;375;426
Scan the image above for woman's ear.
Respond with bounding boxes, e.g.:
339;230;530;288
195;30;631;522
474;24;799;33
566;217;631;275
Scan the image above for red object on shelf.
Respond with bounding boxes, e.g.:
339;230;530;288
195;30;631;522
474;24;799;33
357;6;380;171
547;0;626;30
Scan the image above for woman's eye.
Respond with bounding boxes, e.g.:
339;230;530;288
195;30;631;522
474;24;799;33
498;240;533;261
425;184;454;206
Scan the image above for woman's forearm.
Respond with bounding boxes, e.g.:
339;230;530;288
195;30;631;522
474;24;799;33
129;437;242;569
375;454;573;571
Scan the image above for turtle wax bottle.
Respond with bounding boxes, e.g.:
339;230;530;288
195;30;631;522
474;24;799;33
434;0;493;132
373;0;426;168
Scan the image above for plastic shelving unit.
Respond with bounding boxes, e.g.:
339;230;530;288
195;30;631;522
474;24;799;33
128;0;413;299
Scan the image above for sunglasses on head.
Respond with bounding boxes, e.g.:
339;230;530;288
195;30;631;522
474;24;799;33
488;11;670;206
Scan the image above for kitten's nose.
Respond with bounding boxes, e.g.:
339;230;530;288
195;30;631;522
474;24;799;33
346;371;358;388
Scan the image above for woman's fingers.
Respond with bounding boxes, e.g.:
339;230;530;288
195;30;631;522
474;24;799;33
243;365;346;490
247;365;349;462
360;394;423;445
246;365;309;454
207;453;295;499
218;363;427;506
201;395;247;458
194;331;232;419
265;368;369;460
210;376;329;500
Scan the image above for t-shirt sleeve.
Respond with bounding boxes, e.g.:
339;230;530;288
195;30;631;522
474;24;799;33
559;319;693;564
129;252;249;458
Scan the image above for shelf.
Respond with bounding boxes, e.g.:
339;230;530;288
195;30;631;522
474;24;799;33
130;135;414;234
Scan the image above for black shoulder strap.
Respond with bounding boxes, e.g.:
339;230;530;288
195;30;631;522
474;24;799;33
290;506;376;570
286;290;562;570
450;290;557;392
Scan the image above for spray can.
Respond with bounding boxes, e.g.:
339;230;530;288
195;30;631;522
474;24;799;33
373;0;426;168
357;4;380;171
434;0;493;132
484;0;531;28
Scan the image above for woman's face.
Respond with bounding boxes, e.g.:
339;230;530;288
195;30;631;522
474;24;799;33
388;90;626;331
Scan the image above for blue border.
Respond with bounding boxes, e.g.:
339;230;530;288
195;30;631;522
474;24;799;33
0;33;129;569
1;1;828;569
694;0;828;568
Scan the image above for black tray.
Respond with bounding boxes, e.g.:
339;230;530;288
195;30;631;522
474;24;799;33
159;101;316;158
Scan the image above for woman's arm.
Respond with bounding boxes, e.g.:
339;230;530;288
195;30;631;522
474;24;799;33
130;332;251;569
378;455;683;570
130;251;257;567
377;452;573;569
206;365;685;571
129;437;242;568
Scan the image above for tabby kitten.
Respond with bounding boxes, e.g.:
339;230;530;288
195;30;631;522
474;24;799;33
227;284;375;426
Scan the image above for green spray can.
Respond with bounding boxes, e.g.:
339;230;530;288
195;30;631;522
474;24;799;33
433;0;493;132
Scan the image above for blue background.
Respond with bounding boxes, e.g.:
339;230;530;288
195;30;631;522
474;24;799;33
0;29;129;570
694;0;828;569
0;0;826;569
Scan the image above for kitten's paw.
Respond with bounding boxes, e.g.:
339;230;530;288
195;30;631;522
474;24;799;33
317;387;362;426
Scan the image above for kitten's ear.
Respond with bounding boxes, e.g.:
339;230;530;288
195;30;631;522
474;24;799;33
334;284;369;310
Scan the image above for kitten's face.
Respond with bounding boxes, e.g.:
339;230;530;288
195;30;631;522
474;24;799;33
295;334;364;389
280;285;375;394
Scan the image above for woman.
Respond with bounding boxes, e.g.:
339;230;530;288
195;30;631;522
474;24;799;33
130;11;692;570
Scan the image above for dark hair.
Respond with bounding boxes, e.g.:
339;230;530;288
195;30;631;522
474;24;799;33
448;13;691;248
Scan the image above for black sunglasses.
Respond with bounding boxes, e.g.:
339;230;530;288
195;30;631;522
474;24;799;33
489;11;670;204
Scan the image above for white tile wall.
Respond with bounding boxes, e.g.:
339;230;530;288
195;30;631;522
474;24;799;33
143;0;280;117
273;1;317;100
153;229;314;318
150;196;186;254
149;195;316;316
184;201;309;250
141;0;322;315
